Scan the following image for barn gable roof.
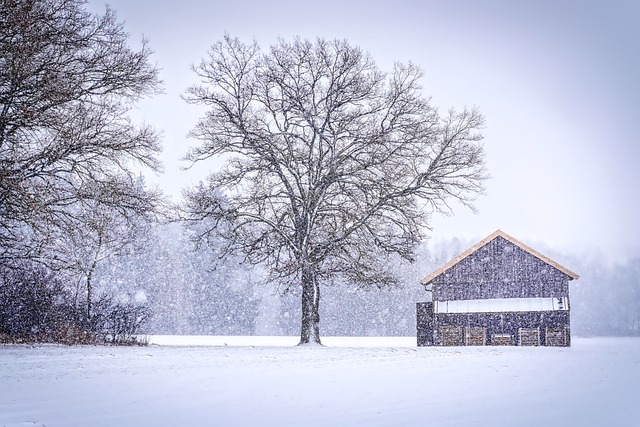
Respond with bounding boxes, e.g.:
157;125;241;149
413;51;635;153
421;229;580;285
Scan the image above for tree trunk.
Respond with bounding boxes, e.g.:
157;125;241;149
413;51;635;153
299;268;321;345
86;253;99;322
86;270;93;321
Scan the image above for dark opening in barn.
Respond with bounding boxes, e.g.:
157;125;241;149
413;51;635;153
417;230;579;347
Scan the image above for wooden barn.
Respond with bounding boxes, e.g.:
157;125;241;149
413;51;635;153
417;230;579;347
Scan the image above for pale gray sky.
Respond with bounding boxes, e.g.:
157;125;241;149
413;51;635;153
87;0;640;262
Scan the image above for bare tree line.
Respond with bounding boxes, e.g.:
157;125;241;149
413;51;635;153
1;0;162;337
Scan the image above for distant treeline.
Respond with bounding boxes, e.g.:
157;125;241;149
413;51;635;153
90;224;640;338
3;223;638;341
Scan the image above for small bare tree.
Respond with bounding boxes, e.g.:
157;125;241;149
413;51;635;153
56;176;157;322
0;0;162;265
183;36;487;344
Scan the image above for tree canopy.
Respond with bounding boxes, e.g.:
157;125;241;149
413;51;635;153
188;35;487;344
0;0;163;266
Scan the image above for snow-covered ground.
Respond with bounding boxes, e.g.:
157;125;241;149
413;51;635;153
1;336;638;427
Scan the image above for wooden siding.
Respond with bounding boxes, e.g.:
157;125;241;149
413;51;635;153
431;236;570;302
545;328;570;346
416;302;434;346
519;328;541;346
492;334;514;346
464;327;487;346
432;311;570;346
440;326;463;346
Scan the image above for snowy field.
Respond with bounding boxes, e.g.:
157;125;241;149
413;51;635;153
1;337;639;427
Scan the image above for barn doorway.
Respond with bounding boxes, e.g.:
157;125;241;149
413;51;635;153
491;334;514;345
439;326;463;346
519;328;541;346
545;328;568;346
464;327;487;346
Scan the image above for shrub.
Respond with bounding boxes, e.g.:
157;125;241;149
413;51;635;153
0;261;78;343
90;294;151;345
0;261;151;345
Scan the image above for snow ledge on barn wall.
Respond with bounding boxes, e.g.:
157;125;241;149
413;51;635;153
434;297;569;314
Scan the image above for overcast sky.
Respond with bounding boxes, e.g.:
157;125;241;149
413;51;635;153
87;0;640;263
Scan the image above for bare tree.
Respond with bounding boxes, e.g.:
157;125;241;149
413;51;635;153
182;36;487;344
55;176;157;322
0;0;163;265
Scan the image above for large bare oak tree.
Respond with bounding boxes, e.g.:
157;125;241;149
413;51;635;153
183;36;486;344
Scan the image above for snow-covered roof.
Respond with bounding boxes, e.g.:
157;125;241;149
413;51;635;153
421;229;580;285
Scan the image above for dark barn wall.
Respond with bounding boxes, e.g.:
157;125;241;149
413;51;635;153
416;302;434;346
431;236;570;301
433;311;571;345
